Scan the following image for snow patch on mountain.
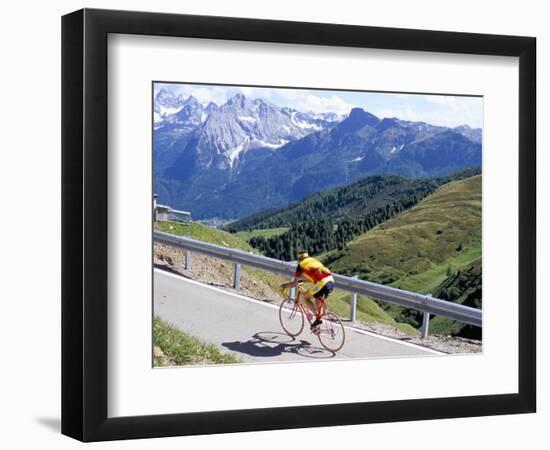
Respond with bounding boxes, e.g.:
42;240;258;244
290;111;322;131
227;138;249;166
175;93;340;168
252;138;289;149
238;116;257;123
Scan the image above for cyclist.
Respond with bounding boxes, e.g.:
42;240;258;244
281;250;335;331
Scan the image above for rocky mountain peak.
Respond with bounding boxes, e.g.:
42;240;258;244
155;93;482;220
335;107;380;134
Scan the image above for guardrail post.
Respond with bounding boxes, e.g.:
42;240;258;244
421;312;431;338
233;263;241;290
421;294;433;338
186;251;192;271
350;275;358;321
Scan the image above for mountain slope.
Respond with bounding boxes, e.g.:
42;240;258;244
153;92;214;174
385;129;482;177
322;175;482;333
154;93;482;220
170;94;333;172
429;258;482;338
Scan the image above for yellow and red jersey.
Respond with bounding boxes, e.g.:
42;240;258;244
295;256;332;284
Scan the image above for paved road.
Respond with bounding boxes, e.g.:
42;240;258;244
154;269;440;363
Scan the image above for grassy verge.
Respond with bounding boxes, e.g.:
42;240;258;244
327;289;417;334
153;317;240;366
156;221;252;251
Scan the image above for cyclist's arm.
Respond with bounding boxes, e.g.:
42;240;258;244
292;264;305;283
281;265;303;288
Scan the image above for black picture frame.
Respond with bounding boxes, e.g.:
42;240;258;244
61;8;536;442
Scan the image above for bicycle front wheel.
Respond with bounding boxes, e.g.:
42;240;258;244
317;311;346;352
279;299;305;337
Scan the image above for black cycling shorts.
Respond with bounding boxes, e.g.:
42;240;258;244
313;281;335;299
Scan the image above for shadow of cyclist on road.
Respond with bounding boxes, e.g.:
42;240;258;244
221;331;335;360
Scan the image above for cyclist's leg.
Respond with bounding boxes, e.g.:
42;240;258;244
313;297;326;317
306;283;324;317
312;281;334;318
303;296;317;315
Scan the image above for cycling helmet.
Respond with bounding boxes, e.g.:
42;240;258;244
297;250;309;261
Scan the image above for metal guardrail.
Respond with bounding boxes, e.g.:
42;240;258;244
154;230;482;336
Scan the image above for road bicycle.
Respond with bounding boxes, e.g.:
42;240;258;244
279;281;346;352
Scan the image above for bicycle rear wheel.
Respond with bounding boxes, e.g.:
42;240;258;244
316;311;345;352
279;299;305;337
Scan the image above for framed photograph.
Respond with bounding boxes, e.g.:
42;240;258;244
61;8;536;442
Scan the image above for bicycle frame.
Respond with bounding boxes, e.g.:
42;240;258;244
280;282;346;352
291;285;328;330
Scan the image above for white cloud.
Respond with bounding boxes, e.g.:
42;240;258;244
237;86;275;100
372;95;482;128
372;104;421;122
302;94;357;115
157;83;357;116
426;96;460;109
155;83;233;105
275;90;357;115
175;85;230;105
424;96;483;127
154;83;482;128
372;102;482;128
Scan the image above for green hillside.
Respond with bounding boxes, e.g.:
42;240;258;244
430;258;482;338
236;227;289;242
225;174;441;231
226;168;480;233
226;169;480;261
156;221;253;250
323;175;482;332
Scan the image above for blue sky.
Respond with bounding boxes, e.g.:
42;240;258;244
154;82;483;128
